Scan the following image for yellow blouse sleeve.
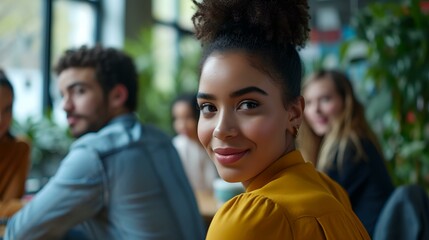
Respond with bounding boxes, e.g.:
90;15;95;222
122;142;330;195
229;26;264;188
206;192;368;239
206;193;292;240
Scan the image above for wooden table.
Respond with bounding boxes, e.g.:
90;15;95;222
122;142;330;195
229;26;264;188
195;191;219;228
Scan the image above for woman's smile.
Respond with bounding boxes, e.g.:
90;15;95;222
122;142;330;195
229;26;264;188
213;147;249;165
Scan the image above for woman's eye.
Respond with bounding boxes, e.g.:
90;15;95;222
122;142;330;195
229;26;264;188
320;96;331;103
199;103;217;114
238;101;259;110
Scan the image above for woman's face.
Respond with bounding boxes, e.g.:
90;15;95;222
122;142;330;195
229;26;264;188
197;52;301;185
0;85;13;139
303;77;344;136
172;100;198;141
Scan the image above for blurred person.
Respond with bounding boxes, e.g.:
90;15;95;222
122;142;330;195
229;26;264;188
0;69;30;218
171;93;218;192
4;46;205;240
192;0;370;239
299;69;394;237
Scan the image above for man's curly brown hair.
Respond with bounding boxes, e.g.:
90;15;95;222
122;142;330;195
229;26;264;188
55;45;138;111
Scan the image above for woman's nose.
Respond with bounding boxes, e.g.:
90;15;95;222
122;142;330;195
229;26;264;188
315;102;322;114
213;111;238;140
307;101;320;115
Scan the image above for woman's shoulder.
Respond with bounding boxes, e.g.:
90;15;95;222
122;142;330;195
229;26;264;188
337;136;380;162
209;190;370;239
14;136;31;148
1;135;30;152
207;193;292;239
0;136;31;167
223;192;282;214
219;192;288;226
216;190;330;226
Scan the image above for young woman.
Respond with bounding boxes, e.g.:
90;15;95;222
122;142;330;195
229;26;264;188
300;69;394;237
171;93;218;192
192;0;370;239
0;69;30;217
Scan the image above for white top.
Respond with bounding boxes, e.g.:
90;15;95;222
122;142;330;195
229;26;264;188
173;135;218;192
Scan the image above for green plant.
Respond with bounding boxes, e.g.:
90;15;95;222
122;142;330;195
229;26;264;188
12;113;73;180
124;28;201;134
340;0;429;188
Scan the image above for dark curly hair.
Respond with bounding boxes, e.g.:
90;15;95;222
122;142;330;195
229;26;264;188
192;0;310;104
55;45;138;111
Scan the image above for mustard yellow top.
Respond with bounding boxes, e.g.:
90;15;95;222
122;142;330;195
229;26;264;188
0;136;30;201
206;150;370;240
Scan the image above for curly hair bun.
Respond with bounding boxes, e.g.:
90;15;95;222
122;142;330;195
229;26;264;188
192;0;310;48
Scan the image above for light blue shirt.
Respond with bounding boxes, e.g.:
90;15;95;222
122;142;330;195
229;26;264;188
5;114;205;240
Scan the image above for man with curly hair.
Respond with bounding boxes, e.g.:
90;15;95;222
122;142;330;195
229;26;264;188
4;46;205;240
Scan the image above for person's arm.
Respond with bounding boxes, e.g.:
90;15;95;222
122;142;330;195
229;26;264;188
4;147;105;240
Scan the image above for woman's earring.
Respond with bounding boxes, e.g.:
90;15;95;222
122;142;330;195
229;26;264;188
293;126;299;138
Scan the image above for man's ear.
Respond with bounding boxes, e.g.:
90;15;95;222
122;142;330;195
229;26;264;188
109;84;128;109
286;96;305;134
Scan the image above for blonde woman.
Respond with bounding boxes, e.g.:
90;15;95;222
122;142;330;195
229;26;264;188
299;69;394;237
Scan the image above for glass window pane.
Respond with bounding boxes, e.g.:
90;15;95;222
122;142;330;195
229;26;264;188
153;0;176;22
176;35;200;92
0;0;42;69
0;0;43;121
178;0;195;30
153;25;176;93
52;0;97;63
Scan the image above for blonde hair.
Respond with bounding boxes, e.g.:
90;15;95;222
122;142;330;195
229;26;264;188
298;69;383;172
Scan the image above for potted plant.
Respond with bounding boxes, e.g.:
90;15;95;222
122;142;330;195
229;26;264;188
341;0;429;188
12;112;72;190
124;28;201;134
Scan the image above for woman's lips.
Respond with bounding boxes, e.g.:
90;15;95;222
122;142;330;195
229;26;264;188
310;117;329;129
213;148;248;165
312;116;328;125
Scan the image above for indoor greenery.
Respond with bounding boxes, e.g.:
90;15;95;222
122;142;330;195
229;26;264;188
340;0;429;188
12;112;72;182
124;28;201;134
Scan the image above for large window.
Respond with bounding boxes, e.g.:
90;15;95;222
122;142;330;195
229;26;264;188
152;0;200;94
0;0;43;121
52;0;99;63
0;0;101;124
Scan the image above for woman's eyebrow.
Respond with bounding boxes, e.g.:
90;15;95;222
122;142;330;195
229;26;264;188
196;92;215;100
197;86;268;100
230;86;268;98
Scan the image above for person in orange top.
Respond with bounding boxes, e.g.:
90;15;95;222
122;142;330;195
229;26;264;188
0;69;30;217
191;0;370;239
